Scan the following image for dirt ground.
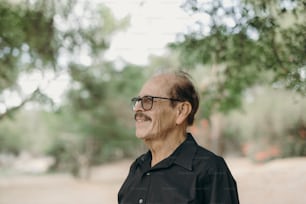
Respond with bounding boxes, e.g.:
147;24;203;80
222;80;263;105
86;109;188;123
0;157;306;204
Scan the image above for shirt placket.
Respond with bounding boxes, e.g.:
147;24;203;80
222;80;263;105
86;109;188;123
137;170;152;204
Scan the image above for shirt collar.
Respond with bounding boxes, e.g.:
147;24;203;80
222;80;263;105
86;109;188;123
135;133;198;171
171;133;197;171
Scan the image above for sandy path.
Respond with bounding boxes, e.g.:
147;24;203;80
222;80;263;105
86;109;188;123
0;157;305;204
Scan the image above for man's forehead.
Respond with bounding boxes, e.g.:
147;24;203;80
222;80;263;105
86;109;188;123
151;73;176;85
139;74;175;95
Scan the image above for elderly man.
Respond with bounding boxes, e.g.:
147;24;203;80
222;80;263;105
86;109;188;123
118;71;239;204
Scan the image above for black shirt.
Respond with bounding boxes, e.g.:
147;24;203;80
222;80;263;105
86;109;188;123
118;133;239;204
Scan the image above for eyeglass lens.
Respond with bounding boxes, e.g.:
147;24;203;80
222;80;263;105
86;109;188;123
132;96;153;111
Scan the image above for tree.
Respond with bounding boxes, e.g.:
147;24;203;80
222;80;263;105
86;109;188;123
170;0;306;116
0;0;129;120
0;0;137;177
168;0;306;155
53;62;145;178
0;0;59;119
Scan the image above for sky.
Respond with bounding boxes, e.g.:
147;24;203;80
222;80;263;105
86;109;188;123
101;0;194;65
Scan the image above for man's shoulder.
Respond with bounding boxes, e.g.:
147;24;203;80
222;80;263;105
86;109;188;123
184;133;227;169
193;142;218;158
193;145;228;170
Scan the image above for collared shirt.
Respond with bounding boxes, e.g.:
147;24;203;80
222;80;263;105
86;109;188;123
118;133;239;204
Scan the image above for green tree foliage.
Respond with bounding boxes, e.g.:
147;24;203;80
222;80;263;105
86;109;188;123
0;0;140;177
0;0;61;119
0;0;56;90
52;4;140;177
0;0;129;120
49;63;145;177
170;0;306;116
46;4;144;177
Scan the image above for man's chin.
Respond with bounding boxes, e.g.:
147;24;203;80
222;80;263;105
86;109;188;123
135;131;151;140
135;133;146;139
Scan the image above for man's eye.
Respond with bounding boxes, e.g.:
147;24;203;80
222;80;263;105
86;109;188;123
143;97;151;103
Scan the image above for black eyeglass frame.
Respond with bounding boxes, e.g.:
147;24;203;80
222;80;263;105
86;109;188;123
131;95;183;111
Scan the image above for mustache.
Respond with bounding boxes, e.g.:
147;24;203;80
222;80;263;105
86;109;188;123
134;112;151;121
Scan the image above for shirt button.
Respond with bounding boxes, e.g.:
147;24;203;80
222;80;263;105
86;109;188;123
138;198;144;204
146;172;150;176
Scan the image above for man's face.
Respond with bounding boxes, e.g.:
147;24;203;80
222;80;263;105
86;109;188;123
133;76;178;140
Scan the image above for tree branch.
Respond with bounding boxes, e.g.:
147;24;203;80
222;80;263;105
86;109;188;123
0;88;40;121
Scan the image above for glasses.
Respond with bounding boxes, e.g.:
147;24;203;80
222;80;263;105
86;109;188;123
131;95;182;111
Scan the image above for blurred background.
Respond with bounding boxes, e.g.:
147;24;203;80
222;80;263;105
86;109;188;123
0;0;305;203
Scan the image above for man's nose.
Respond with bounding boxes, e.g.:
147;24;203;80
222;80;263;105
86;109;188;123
133;100;143;111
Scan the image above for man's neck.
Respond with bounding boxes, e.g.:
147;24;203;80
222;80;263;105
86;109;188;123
144;131;187;167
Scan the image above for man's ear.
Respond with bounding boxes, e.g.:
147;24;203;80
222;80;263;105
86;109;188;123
176;102;192;125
